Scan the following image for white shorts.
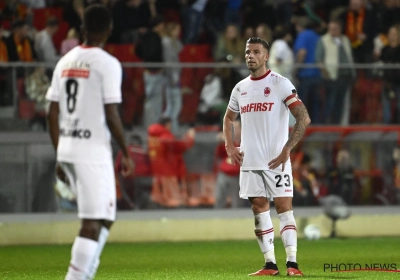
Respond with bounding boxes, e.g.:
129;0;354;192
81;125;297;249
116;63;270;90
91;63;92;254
239;170;293;199
59;161;116;221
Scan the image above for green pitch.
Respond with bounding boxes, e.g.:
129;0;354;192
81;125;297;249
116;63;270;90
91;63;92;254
2;237;399;279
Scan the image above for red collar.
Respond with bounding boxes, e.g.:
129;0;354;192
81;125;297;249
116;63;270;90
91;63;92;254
250;69;271;81
80;44;97;49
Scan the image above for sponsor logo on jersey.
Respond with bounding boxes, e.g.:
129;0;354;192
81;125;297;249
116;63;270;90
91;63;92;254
62;69;90;78
285;189;292;192
241;92;247;96
264;87;271;97
60;128;92;139
62;61;90;78
240;102;274;114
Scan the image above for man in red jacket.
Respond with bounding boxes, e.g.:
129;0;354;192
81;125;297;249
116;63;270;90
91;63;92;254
148;117;195;207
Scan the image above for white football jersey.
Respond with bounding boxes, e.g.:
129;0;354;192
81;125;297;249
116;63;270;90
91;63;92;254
46;45;122;163
228;70;302;171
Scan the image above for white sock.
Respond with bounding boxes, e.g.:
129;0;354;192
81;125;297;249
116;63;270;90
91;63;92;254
65;237;98;280
87;227;110;279
254;210;276;264
279;210;297;263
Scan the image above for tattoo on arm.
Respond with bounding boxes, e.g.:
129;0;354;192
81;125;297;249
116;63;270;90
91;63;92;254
285;104;310;150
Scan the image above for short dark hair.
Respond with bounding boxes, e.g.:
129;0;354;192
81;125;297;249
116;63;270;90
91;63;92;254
83;4;112;34
246;37;270;52
46;17;59;27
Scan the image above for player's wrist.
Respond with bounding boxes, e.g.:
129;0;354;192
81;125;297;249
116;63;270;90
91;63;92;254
283;145;291;153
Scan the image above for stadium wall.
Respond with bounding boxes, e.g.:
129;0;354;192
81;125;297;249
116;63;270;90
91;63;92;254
0;206;399;245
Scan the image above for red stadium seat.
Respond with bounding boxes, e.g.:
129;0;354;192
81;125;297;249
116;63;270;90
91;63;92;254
33;8;63;30
53;21;69;52
105;44;137;62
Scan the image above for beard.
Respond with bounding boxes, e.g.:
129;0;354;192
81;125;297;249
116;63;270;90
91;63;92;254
247;62;260;72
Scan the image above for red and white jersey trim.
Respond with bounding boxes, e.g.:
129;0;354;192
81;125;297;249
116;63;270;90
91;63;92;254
284;94;302;109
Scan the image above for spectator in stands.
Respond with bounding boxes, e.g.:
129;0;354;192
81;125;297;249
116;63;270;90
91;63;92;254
197;60;241;126
291;0;327;34
197;65;226;125
293;16;321;123
61;28;79;56
147;117;196;207
111;0;154;44
135;15;165;129
181;0;208;44
373;30;388;63
255;23;272;44
292;153;319;206
327;149;357;205
162;22;183;135
242;25;255;41
380;25;400;124
34;17;60;65
338;0;377;63
203;0;225;44
378;0;400;37
213;24;244;63
2;0;31;22
25;66;49;131
315;19;356;125
224;0;242;29
115;134;153;210
63;0;84;39
5;19;35;63
268;25;294;81
214;119;243;208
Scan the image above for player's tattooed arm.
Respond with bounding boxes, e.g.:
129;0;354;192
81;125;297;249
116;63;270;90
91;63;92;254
285;103;311;150
269;103;310;171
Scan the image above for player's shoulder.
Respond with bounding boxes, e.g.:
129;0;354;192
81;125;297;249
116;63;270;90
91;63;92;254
232;76;251;93
88;47;121;66
268;71;292;86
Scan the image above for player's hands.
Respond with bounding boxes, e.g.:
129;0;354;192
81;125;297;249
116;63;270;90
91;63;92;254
268;147;291;171
121;155;134;177
226;145;244;166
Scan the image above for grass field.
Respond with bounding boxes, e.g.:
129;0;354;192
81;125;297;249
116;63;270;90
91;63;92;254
2;237;399;279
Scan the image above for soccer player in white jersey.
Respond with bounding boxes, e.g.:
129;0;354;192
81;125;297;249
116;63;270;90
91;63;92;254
223;37;311;276
46;4;134;280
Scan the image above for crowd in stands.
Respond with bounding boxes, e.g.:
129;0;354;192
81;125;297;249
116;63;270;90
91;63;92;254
1;0;400;210
0;0;400;127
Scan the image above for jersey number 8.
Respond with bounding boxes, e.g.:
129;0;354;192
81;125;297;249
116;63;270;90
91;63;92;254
66;79;79;113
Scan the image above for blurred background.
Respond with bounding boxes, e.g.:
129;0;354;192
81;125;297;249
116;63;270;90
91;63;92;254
0;0;399;243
